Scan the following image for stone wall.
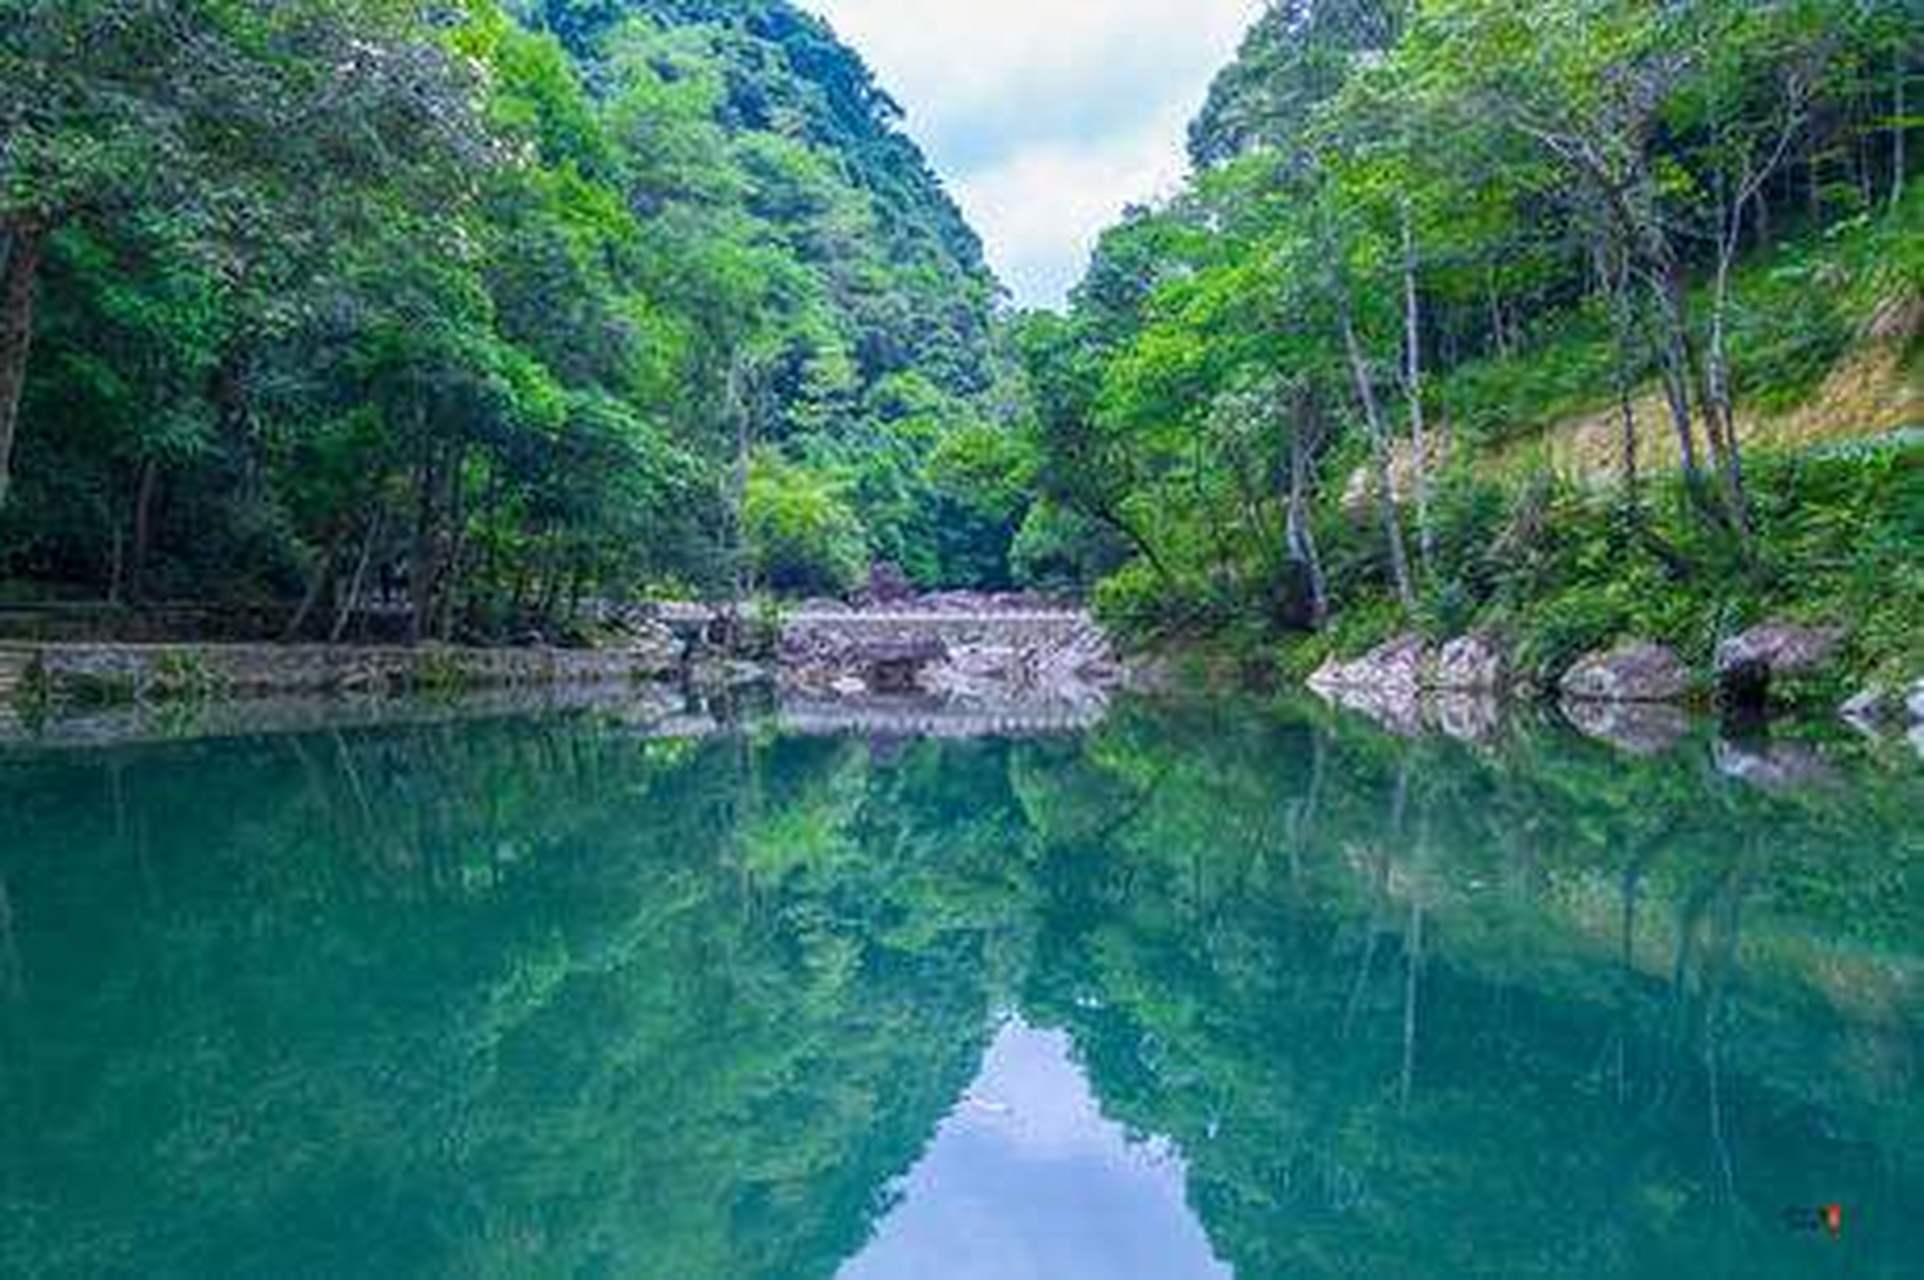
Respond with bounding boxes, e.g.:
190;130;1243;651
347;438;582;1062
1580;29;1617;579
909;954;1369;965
775;610;1118;705
2;637;680;708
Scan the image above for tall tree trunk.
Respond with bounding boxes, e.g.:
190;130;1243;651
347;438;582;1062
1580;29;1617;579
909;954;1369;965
286;526;346;641
1285;397;1329;628
536;540;563;623
409;443;440;646
1646;265;1715;523
437;450;469;643
1856;120;1875;209
108;508;126;605
332;507;385;644
565;558;586;625
1605;243;1642;515
1703;196;1755;544
1339;293;1418;615
1895;50;1908;213
127;457;162;603
727;357;751;607
1401;203;1435;581
1093;505;1174;584
0;221;48;513
1485;266;1511;360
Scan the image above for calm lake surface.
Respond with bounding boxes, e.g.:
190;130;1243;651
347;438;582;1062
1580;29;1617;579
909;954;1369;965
1;697;1920;1278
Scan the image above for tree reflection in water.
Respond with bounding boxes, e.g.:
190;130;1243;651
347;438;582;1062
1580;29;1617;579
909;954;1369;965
0;698;1919;1278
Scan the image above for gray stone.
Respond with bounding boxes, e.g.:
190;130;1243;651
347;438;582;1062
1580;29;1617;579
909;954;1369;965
11;638;684;706
1715;620;1845;704
1431;632;1507;692
1306;634;1430;698
1561;641;1692;703
921;644;1018;701
859;638;948;694
1715;621;1845;678
1909;680;1924;723
1839;684;1893;726
864;562;916;606
774;608;1116;707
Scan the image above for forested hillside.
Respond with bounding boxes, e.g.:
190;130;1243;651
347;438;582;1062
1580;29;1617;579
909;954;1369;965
0;0;1022;642
1018;0;1922;690
6;0;1920;676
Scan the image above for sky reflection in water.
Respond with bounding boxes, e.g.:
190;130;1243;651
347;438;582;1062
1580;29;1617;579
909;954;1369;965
842;1018;1230;1280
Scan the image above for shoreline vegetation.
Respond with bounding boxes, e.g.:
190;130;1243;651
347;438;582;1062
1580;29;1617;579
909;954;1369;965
2;0;1920;742
1011;0;1922;725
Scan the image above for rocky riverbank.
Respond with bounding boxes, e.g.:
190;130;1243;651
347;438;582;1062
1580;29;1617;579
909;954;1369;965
0;634;683;708
1306;621;1924;756
770;608;1120;708
1;595;1127;726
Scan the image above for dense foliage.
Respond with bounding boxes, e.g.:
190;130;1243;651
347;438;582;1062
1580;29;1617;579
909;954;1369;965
1018;0;1921;682
0;0;1023;639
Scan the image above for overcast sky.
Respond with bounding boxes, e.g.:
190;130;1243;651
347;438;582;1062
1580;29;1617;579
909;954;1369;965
798;0;1266;310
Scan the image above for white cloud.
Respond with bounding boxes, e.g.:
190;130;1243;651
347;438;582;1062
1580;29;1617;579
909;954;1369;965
952;97;1195;307
798;0;1264;308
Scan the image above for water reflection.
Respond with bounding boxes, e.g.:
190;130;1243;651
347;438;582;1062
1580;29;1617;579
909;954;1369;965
0;698;1918;1278
841;1018;1229;1280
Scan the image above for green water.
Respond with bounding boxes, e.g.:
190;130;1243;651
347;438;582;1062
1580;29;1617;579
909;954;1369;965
1;700;1920;1279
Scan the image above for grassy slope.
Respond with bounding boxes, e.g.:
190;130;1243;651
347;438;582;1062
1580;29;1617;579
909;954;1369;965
1448;192;1924;474
1271;192;1924;702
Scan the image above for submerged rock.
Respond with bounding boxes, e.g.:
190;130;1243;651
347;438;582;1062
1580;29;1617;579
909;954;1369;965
1561;641;1692;703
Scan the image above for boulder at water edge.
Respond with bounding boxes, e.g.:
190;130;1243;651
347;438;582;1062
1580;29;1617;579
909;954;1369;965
1431;632;1507;691
1560;641;1692;703
1840;684;1893;726
1306;634;1430;697
1715;620;1844;704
